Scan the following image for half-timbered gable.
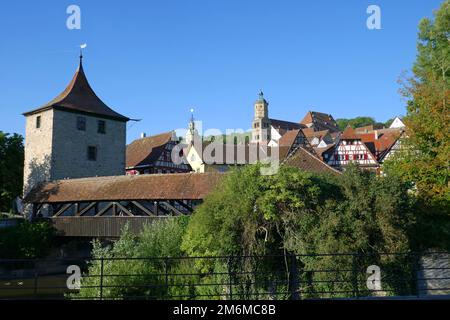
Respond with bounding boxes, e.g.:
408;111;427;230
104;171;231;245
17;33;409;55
278;129;315;156
378;130;405;163
327;126;378;170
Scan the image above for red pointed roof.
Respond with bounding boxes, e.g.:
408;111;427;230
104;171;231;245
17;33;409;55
23;57;129;122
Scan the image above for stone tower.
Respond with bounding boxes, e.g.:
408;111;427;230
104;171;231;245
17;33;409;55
251;91;271;143
22;54;129;198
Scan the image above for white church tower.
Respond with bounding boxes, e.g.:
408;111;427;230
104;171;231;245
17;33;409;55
185;109;199;145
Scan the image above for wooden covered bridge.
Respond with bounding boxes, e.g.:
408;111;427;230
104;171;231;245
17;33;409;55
24;173;223;238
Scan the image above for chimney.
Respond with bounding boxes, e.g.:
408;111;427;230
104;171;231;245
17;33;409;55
140;132;146;138
374;130;378;140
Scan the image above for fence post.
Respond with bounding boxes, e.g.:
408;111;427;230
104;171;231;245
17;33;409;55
99;257;104;300
289;254;300;300
165;257;169;299
351;254;359;299
227;256;233;300
411;252;420;298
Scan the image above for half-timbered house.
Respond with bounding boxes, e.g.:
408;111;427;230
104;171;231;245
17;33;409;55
126;131;191;175
326;126;379;170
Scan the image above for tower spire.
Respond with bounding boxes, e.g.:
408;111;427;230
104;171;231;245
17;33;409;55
186;108;197;145
79;49;83;67
79;43;87;69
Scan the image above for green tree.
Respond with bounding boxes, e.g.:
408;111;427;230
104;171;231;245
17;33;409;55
0;132;24;212
385;1;449;210
0;220;57;259
336;117;378;130
182;165;415;297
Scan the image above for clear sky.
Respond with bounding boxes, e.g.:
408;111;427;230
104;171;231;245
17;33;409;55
0;0;444;143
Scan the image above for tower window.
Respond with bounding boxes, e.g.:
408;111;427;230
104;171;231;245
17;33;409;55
77;116;86;131
36;116;41;129
87;146;97;161
98;120;106;134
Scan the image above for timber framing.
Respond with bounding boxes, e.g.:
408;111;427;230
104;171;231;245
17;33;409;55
32;199;196;218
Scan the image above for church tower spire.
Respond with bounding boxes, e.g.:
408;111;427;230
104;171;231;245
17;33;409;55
251;91;270;143
186;108;198;145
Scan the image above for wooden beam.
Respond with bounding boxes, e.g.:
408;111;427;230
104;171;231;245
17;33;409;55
131;201;155;216
77;202;97;216
54;203;73;217
112;202;117;216
173;200;194;213
160;201;184;216
115;202;134;217
154;201;158;216
95;202;114;217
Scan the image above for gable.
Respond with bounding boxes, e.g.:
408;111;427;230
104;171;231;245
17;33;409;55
327;139;378;167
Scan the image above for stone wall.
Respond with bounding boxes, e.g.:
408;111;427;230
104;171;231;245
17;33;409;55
50;109;126;180
417;252;450;296
23;109;54;196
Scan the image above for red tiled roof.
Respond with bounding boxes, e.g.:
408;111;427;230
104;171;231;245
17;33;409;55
270;119;305;136
23;59;129;122
126;132;174;168
278;129;300;147
24;172;224;203
300;111;339;132
314;144;335;158
283;147;341;175
340;126;360;140
302;128;330;139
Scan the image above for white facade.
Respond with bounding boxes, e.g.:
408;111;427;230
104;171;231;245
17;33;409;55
390;117;405;129
327;140;378;168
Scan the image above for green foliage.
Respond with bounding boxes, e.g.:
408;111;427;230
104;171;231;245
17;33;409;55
413;0;450;85
335;117;380;131
385;1;449;219
182;164;416;297
73;217;193;300
0;220;57;259
0;132;24;212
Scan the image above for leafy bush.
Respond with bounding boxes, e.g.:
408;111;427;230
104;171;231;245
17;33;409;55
73;217;191;300
0;220;57;259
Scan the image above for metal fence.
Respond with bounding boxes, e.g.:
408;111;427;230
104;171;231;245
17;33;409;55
1;252;449;300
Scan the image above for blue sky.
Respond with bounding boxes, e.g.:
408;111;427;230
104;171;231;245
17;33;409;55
0;0;444;143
